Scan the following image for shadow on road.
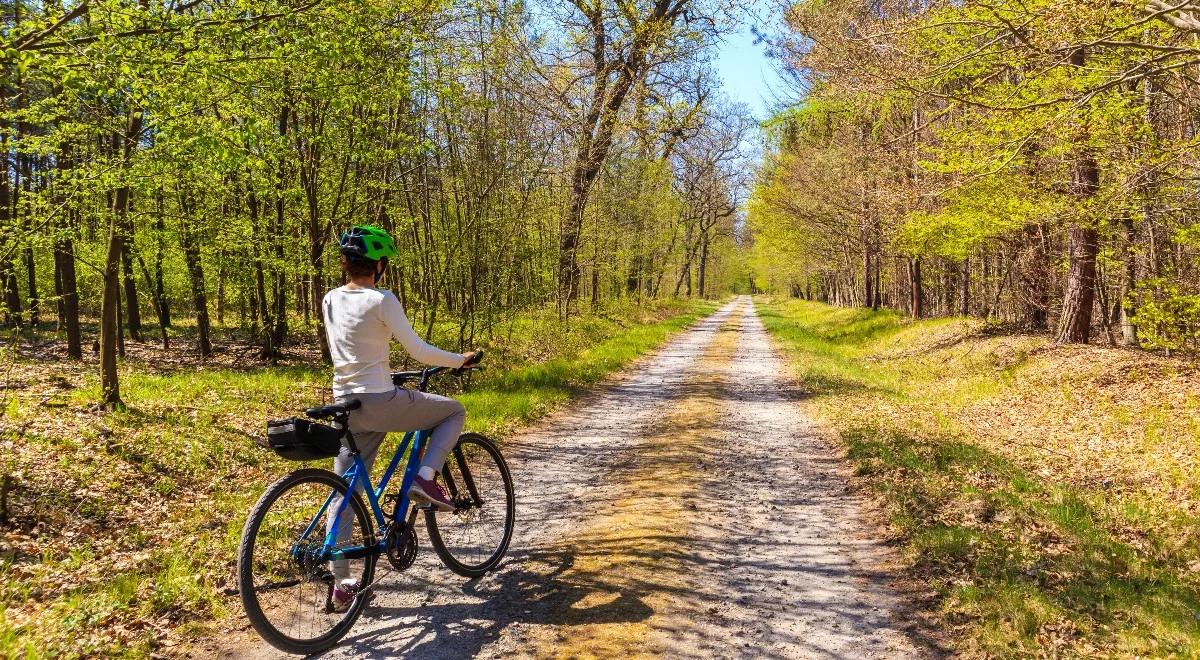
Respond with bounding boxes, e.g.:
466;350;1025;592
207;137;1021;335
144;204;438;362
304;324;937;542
333;546;655;659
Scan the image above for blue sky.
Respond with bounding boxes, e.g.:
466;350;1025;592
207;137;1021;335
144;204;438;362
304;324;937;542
714;21;787;120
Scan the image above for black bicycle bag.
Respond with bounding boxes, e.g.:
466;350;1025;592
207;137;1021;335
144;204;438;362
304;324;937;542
260;417;344;461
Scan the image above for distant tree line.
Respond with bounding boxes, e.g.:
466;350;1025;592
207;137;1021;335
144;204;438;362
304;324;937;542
0;0;751;407
750;0;1200;352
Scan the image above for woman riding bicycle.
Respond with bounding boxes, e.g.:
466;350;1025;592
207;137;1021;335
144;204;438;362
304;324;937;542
324;225;479;604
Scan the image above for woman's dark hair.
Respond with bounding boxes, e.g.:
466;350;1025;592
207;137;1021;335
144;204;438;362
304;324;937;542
342;255;385;279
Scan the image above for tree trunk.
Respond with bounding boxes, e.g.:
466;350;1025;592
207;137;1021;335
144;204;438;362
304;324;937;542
121;239;141;341
1120;214;1139;346
589;260;600;309
1056;49;1100;345
152;205;170;345
0;145;19;328
558;172;589;310
248;190;278;359
100;108;143;408
216;255;225;326
53;235;82;359
0;83;17;328
863;242;873;309
137;252;169;350
1056;224;1099;343
23;247;37;327
0;260;19;328
1021;223;1050;330
268;100;290;357
15;74;36;329
312;262;329;361
303;173;330;361
116;285;126;358
674;222;696;297
53;148;82;358
100;226;124;405
960;257;970;316
136;195;170;349
557;0;684;313
909;256;924;319
180;225;212;357
1057;185;1100;338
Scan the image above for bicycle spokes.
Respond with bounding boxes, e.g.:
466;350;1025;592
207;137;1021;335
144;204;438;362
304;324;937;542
239;471;376;654
425;434;515;577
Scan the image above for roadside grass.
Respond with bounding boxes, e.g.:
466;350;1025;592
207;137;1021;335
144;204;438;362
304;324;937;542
0;297;718;658
758;297;1200;657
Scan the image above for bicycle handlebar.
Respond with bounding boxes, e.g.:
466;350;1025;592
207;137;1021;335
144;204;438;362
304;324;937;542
391;349;485;390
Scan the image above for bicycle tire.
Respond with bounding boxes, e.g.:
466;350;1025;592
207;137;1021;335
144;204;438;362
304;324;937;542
237;468;376;655
426;433;515;577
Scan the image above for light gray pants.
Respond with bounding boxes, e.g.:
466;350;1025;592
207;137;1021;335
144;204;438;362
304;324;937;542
328;387;466;578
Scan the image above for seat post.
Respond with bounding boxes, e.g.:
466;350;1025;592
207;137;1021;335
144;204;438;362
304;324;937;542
339;414;361;455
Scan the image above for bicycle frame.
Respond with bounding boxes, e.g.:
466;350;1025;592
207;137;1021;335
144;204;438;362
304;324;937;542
299;427;430;563
287;363;486;568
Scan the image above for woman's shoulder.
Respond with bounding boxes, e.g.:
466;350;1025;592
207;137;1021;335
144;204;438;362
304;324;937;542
335;286;402;307
324;285;388;305
362;287;397;303
326;284;392;297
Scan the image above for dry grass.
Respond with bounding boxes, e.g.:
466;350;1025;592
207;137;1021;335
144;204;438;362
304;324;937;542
759;298;1200;657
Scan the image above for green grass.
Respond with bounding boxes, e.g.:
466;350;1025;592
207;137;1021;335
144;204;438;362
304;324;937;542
0;297;719;658
758;297;1200;657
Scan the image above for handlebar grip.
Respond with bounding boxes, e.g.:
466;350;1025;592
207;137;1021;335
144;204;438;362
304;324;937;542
463;349;484;367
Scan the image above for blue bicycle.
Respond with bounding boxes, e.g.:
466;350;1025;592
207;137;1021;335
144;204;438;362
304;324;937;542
236;364;515;655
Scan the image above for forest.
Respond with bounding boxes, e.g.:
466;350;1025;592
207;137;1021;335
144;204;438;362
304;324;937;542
5;0;1200;657
0;0;750;408
750;0;1200;352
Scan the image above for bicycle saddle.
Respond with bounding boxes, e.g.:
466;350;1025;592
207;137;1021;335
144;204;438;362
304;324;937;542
305;399;362;420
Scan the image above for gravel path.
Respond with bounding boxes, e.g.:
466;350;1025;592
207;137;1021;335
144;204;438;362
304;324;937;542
211;297;934;659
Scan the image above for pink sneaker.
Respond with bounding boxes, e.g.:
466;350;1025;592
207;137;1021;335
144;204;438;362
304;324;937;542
331;579;359;613
411;475;455;511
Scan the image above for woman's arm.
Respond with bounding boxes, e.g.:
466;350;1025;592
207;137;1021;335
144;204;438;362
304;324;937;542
379;292;466;368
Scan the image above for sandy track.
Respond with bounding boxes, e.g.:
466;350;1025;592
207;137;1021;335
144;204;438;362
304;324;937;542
210;297;935;659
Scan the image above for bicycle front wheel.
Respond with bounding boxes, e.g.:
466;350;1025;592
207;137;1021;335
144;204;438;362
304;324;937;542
426;433;515;577
237;468;376;655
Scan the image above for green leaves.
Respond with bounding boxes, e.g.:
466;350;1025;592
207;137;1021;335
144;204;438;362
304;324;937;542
897;176;1055;260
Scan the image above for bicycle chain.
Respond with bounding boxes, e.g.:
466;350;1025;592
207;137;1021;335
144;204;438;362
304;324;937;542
349;521;419;598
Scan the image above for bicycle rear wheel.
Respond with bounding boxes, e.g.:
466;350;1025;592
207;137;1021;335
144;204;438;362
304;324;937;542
237;468;376;655
426;433;515;577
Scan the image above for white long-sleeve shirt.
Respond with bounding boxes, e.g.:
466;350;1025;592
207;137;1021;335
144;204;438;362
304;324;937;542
322;285;465;397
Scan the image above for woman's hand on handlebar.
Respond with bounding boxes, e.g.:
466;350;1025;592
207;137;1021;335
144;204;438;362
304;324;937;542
460;349;484;368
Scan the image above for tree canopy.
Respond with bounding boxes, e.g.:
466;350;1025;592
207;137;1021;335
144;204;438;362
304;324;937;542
748;0;1200;350
0;0;754;406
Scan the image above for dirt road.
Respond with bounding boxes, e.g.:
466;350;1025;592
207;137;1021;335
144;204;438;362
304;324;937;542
217;297;934;659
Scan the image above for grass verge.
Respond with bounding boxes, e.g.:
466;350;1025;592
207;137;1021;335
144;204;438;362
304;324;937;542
0;298;719;658
757;297;1200;657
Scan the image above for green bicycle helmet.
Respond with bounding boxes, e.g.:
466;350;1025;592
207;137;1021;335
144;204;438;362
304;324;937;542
339;225;397;262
